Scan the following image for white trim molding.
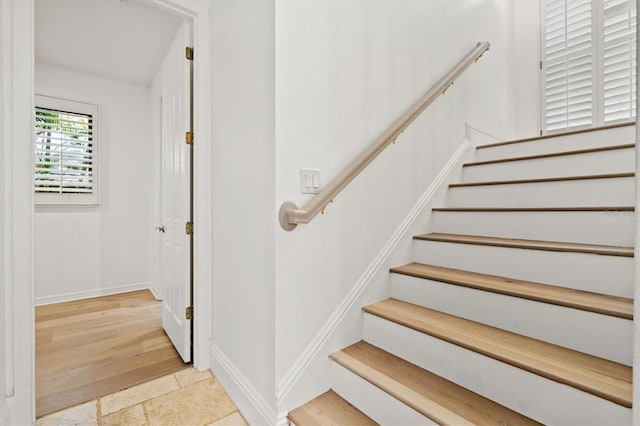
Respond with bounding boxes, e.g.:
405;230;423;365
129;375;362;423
0;404;8;426
275;137;473;407
145;0;213;372
35;282;151;306
210;343;276;426
465;121;506;146
3;0;35;424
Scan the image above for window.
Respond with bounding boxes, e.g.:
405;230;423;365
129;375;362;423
542;0;636;133
34;95;99;205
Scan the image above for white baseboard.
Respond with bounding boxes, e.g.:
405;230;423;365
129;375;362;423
0;404;9;426
275;138;473;407
209;343;276;426
4;389;33;426
149;285;162;301
35;282;151;306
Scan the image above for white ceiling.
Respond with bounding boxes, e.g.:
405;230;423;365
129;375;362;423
35;0;183;87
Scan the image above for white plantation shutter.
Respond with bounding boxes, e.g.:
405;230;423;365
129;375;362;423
34;95;99;205
542;0;636;133
544;0;595;132
602;0;636;122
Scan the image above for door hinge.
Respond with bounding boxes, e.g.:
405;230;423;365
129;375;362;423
185;131;193;145
186;306;193;320
539;60;543;70
185;221;193;235
186;47;194;61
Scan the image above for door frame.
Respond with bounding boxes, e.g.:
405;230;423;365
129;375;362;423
2;0;212;423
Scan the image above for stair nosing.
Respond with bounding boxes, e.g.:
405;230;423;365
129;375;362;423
390;262;633;320
330;341;541;425
449;172;634;188
431;206;635;212
288;390;377;426
413;233;634;257
463;143;635;167
363;299;633;408
476;122;634;149
331;350;474;426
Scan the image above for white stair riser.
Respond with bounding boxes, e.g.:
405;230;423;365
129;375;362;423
413;240;633;297
390;274;632;365
474;126;635;161
463;148;634;182
363;314;631;426
329;361;435;426
445;177;634;208
431;210;635;246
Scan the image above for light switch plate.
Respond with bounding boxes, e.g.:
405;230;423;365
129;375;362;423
300;168;321;194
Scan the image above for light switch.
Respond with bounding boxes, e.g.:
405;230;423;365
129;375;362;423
300;168;321;194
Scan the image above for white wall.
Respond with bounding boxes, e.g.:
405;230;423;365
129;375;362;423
273;0;533;413
512;0;542;137
34;64;153;304
0;1;8;422
209;1;277;424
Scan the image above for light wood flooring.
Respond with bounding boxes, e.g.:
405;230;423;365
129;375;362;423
36;290;187;418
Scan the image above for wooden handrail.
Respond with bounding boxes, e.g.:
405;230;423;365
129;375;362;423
279;41;491;231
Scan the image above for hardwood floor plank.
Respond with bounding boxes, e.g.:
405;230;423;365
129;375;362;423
464;143;635;167
390;262;633;319
476;122;634;149
36;290;186;417
363;299;632;407
288;390;377;426
332;342;540;425
449;172;634;187
414;233;634;257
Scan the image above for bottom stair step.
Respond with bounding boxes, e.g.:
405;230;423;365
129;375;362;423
288;390;376;426
330;341;540;425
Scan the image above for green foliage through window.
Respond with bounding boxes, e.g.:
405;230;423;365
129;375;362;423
34;106;94;194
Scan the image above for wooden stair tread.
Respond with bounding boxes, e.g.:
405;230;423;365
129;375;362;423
288;390;377;426
331;341;540;425
464;143;635;167
414;233;634;257
476;122;634;149
432;206;635;212
391;262;633;319
449;172;634;188
363;299;632;407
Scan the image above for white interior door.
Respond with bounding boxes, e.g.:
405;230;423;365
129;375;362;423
160;22;192;363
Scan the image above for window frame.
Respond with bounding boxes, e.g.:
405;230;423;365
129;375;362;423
540;0;636;134
34;94;100;207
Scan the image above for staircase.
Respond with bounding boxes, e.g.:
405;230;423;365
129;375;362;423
288;124;635;425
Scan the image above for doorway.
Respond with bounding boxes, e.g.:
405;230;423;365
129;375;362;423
31;0;202;418
2;0;212;422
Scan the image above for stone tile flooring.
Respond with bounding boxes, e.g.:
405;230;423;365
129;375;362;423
36;367;247;426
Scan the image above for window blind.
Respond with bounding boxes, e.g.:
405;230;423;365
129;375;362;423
542;0;637;132
34;106;95;194
602;0;636;123
544;0;595;132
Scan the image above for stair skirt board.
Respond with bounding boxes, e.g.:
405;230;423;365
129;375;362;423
413;240;634;297
462;147;635;182
363;313;632;426
444;176;634;207
430;209;635;247
390;273;632;365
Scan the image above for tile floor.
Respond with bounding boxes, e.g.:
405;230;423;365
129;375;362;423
35;367;248;426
